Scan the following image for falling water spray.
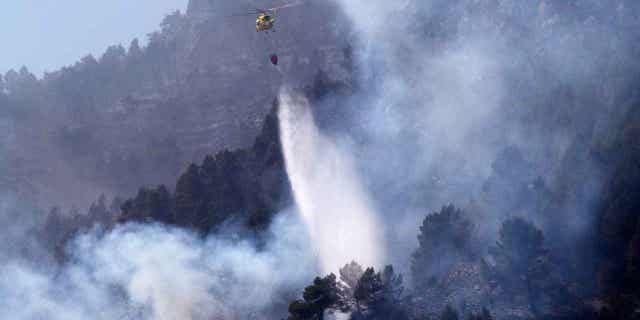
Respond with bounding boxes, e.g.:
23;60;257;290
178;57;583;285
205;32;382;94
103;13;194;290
278;90;385;274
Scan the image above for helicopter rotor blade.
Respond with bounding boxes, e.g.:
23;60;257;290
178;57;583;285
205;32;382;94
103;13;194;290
210;1;303;18
224;9;265;17
264;0;304;12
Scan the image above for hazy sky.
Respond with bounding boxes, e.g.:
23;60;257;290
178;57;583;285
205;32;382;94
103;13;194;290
0;0;188;77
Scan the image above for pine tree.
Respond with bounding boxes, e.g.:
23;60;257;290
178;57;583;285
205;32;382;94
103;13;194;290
495;217;544;276
87;194;110;225
481;307;493;320
354;268;383;311
340;261;364;296
440;305;459;320
288;274;341;320
490;217;556;317
120;185;173;224
128;38;143;58
174;163;205;228
352;266;408;320
412;205;474;290
380;265;405;303
465;307;493;320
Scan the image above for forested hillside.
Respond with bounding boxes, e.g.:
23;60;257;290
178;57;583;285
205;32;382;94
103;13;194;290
0;0;349;209
2;1;640;319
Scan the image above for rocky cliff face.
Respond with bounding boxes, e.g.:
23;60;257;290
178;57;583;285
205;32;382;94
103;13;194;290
0;0;352;210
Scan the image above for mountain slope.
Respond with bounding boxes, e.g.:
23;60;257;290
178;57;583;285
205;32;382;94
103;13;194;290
0;0;351;210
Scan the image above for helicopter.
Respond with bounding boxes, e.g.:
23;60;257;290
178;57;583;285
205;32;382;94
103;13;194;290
227;1;303;65
231;1;303;33
256;12;275;33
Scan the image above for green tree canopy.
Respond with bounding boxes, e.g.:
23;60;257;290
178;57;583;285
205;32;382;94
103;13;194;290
288;274;341;320
412;205;474;289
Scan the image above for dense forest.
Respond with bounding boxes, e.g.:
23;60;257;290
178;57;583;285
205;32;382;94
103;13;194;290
1;0;640;319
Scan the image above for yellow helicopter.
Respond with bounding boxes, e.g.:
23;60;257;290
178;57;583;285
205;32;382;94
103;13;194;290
232;1;302;33
226;2;302;65
255;12;276;32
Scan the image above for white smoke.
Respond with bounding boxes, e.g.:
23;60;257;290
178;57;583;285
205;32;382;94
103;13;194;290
278;89;385;274
0;212;315;320
324;0;636;276
318;0;512;263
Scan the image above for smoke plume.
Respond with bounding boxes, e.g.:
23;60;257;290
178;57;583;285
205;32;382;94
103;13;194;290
0;210;315;320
